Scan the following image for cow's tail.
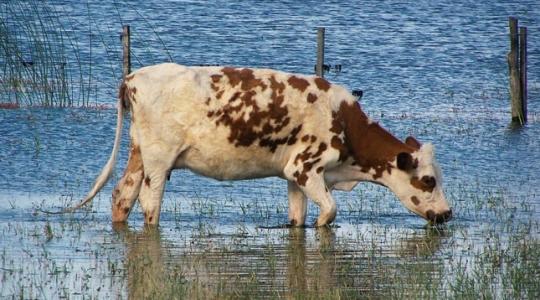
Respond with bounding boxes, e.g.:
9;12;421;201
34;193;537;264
42;82;127;214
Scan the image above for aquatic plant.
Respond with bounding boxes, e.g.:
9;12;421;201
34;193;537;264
0;1;88;107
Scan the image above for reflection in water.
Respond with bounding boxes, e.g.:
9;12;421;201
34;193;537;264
287;227;336;297
114;224;450;297
113;223;185;299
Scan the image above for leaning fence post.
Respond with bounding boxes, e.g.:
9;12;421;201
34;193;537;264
122;25;131;79
519;26;527;123
316;27;325;77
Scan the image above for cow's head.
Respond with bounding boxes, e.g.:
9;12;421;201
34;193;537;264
334;101;452;224
385;137;452;224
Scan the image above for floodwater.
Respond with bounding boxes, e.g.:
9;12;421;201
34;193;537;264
1;0;539;298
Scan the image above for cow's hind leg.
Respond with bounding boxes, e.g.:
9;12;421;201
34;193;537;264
138;145;179;225
288;181;307;226
112;145;144;222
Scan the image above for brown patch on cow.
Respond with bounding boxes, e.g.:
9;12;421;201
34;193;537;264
126;145;143;174
293;143;325;167
330;111;344;134
331;136;349;162
211;74;222;83
294;171;309;187
221;67;267;91
294;146;312;165
112;188;120;199
123;207;130;214
302;158;321;173
287;125;302;145
118;81;137;110
314;77;331;91
227;91;242;104
338;101;417;179
125;177;134;186
114;144;143;196
144;176;151;187
314;143;327;158
221;67;242;87
292;143;326;187
300;134;317;144
208;70;306;153
294;145;313;164
410;176;435;193
307;93;317;103
269;75;286;94
205;97;211;105
411;196;420;206
143;209;156;223
216;90;224;99
287;76;310;92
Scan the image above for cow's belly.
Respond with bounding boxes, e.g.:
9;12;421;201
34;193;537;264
174;142;285;181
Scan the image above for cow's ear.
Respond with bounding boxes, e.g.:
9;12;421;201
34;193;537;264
397;152;415;171
405;136;421;149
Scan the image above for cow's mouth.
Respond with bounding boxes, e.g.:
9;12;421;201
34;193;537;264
426;209;452;224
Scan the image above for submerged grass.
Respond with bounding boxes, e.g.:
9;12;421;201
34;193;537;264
1;181;538;299
0;0;88;107
0;0;175;108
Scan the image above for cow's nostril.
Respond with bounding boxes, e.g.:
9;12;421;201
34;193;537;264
443;209;453;222
437;209;452;223
426;209;452;224
426;210;436;221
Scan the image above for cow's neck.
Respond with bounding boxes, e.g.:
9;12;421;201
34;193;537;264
339;101;414;179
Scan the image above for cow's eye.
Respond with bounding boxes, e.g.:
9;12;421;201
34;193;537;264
421;176;436;189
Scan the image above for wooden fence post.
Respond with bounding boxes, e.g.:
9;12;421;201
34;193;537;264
519;26;527;123
122;25;131;79
316;27;325;77
507;17;522;123
507;17;528;124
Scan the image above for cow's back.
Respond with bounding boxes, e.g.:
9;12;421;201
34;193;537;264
124;63;355;180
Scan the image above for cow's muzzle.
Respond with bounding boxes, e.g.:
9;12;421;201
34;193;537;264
426;209;452;224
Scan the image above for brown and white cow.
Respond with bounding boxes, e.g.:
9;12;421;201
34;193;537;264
71;63;452;226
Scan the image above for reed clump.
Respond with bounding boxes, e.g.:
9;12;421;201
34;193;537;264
0;0;92;107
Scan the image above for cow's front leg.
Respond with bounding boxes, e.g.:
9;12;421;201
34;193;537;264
288;181;307;226
299;175;336;227
285;165;336;226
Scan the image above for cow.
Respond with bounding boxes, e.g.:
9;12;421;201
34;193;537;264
68;63;452;226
